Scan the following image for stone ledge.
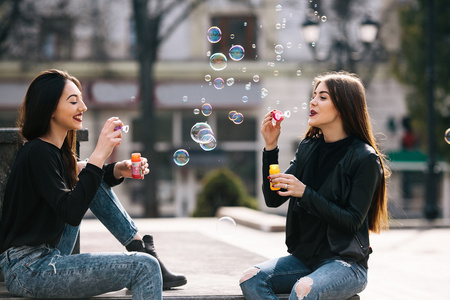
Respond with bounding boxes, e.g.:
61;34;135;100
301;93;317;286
216;206;285;232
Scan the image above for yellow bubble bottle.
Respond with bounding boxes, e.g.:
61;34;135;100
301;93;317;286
269;164;280;191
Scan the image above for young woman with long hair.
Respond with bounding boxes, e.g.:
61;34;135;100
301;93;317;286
0;69;186;299
239;71;389;300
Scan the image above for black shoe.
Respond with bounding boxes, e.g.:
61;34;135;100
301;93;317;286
126;235;187;290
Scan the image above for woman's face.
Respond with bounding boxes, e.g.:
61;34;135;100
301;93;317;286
51;80;87;132
308;81;342;131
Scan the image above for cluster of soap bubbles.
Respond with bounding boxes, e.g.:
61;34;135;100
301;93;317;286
228;110;244;125
173;122;218;166
191;122;217;151
207;26;245;73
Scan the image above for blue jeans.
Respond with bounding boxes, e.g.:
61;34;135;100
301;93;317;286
0;182;162;300
239;255;367;300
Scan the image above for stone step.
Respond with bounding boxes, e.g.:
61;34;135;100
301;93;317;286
0;283;359;299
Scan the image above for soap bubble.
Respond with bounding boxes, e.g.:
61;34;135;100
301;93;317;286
200;135;217;151
205;74;211;82
245;82;252;90
173;149;189;166
193;108;200;115
275;23;281;30
191;122;213;143
302;102;308;110
217;216;237;237
311;42;316;47
274;70;279;76
130;96;136;102
293;107;299;112
284;110;291;118
275;4;282;12
261;88;269;98
214;77;225;89
206;51;211;57
253;75;260;82
229;45;245;61
274;44;284;54
445;129;450;144
182;96;188;102
276;55;282;61
197;128;214;143
201;97;206;103
296;70;302;76
207;26;222;43
286;42;292;48
241;67;247;72
226;78;235;86
201;103;213;116
210;53;228;71
232;113;244;124
230;33;235;39
242;96;248;103
321;16;327;22
228;110;237;121
252;44;256;49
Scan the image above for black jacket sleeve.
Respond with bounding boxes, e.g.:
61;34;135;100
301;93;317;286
262;146;297;208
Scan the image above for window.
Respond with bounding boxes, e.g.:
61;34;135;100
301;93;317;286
40;17;73;60
211;15;257;61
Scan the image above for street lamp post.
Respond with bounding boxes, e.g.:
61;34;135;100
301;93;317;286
301;14;379;73
424;0;439;220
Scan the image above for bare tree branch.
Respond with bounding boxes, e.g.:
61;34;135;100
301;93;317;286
158;0;207;45
0;0;22;58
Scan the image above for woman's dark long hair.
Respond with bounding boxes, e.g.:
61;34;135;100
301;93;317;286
17;69;81;188
305;71;389;233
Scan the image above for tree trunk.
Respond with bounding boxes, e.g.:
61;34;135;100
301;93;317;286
133;0;160;217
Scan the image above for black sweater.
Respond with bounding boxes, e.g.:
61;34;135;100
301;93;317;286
0;139;122;253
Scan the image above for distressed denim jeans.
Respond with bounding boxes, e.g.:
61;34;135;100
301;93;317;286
0;182;162;299
239;255;367;300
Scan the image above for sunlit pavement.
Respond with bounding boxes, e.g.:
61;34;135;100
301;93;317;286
78;217;450;299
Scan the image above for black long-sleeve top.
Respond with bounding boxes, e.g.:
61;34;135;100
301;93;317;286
0;138;123;254
263;135;382;269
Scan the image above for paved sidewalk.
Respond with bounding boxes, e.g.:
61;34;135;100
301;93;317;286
1;215;449;299
77;216;449;300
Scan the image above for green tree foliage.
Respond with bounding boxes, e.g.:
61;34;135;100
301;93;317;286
392;0;450;160
193;167;258;217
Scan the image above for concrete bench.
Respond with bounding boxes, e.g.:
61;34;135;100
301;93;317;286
0;282;360;299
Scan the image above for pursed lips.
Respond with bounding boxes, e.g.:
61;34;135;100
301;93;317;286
310;109;317;117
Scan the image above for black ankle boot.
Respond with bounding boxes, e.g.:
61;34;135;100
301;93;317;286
126;235;187;290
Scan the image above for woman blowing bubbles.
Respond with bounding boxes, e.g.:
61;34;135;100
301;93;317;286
0;69;186;299
240;71;389;300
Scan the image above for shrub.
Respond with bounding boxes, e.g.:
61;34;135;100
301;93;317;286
193;167;258;217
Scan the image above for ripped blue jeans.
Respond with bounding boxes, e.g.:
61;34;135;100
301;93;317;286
0;182;162;300
239;255;367;300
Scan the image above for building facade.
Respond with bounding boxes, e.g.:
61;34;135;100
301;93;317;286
1;0;445;218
